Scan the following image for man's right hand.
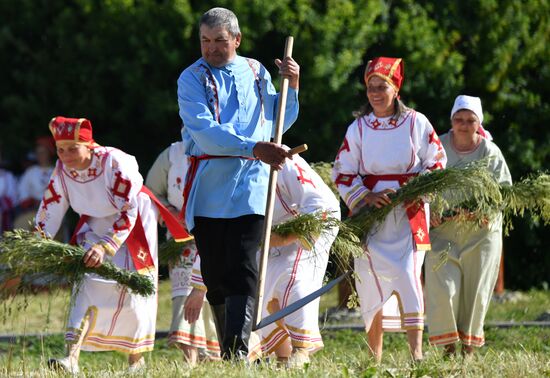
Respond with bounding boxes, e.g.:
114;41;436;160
252;142;292;170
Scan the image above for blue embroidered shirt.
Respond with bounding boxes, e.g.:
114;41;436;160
177;55;299;230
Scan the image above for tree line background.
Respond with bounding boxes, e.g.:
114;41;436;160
0;0;548;289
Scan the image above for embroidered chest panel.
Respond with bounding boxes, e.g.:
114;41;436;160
61;148;108;183
364;111;412;130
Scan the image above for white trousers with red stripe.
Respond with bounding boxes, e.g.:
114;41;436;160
251;228;337;356
355;206;426;332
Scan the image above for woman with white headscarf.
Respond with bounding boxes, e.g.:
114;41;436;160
425;95;512;356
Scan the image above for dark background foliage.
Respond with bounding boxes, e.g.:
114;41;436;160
0;0;548;289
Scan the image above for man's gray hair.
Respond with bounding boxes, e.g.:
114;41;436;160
200;7;241;37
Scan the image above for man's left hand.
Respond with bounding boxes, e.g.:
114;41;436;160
275;57;300;89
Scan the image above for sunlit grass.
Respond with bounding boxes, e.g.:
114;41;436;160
1;281;549;376
0;280;342;334
1;330;549;377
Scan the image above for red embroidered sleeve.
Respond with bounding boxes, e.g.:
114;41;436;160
334;173;357;187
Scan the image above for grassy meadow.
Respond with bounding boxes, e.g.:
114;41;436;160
1;281;549;377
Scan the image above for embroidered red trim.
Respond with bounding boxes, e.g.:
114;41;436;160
334;173;356;187
42;180;62;209
112;172;132;200
295;162;316;187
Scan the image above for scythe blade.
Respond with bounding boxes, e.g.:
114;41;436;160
253;270;352;331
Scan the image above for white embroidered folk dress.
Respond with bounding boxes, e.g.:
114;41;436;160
36;146;159;354
165;142;193;298
247;154;341;357
332;110;447;331
146;141;221;357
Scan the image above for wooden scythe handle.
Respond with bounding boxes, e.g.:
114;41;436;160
253;36;294;327
288;143;308;156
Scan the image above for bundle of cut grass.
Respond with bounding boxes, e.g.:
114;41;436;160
347;160;502;242
272;211;340;241
0;229;154;296
158;237;195;266
328;223;364;286
429;172;550;232
501;173;550;233
272;211;363;262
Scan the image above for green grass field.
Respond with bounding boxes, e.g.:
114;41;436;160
1;281;549;377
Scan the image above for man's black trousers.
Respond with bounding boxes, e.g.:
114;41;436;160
192;214;264;306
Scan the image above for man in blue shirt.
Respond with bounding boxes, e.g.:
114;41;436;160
177;7;300;359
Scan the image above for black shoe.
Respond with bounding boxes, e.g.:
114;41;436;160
223;295;255;359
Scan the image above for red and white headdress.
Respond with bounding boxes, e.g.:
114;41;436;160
48;116;98;146
364;57;404;91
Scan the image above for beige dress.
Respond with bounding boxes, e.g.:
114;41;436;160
425;132;512;347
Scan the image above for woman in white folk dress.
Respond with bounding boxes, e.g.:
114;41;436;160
146;140;221;365
39;116;188;374
332;57;447;362
247;153;340;367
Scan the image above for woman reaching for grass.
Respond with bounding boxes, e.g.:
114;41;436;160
39;117;188;374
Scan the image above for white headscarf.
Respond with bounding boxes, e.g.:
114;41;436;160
450;95;492;140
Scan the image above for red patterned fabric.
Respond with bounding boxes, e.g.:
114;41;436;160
112;172;132;201
334;173;356;187
295;162;316;187
42;180;62;209
113;212;131;231
48;116;96;145
335;138;350;160
362;173;431;251
124;211;155;273
427;162;444;171
428;130;443;149
364;57;404;91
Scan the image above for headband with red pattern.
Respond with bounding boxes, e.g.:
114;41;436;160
364;57;404;91
48;116;97;146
